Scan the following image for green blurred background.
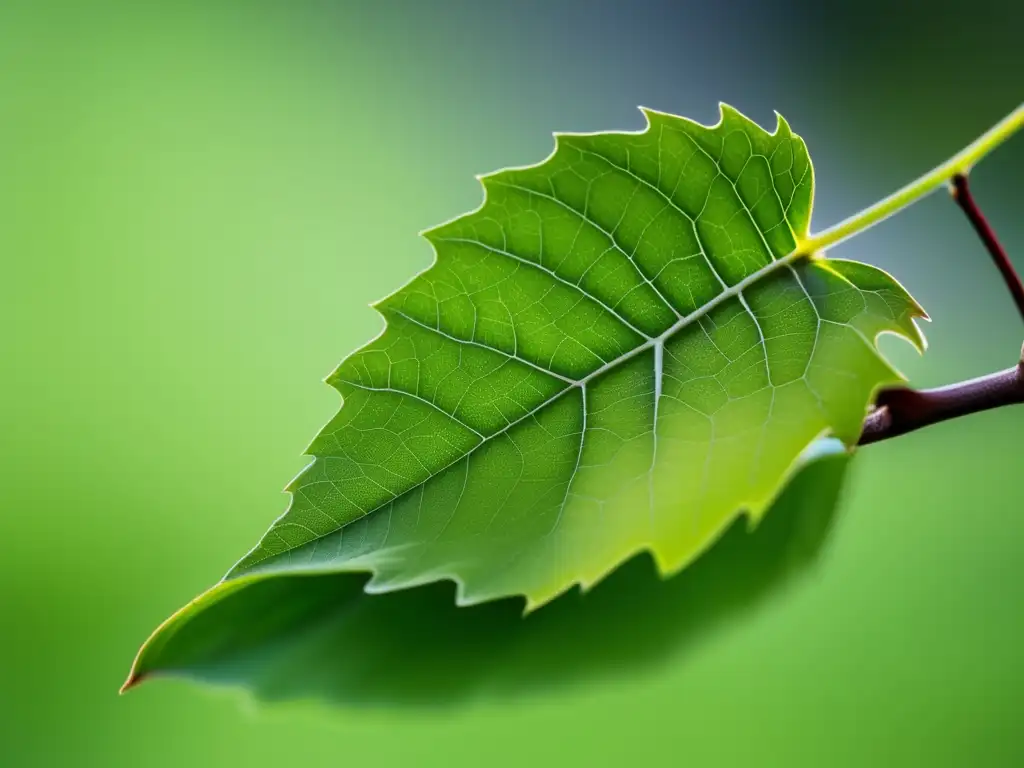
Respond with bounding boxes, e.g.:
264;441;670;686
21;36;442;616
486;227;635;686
2;1;1022;765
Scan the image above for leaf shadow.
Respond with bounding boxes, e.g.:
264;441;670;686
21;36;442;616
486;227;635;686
167;445;851;708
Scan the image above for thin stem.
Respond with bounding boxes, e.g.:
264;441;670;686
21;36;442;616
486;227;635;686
859;354;1024;446
799;103;1024;256
951;174;1024;324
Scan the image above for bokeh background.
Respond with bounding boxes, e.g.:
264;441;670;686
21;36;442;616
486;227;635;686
2;0;1023;765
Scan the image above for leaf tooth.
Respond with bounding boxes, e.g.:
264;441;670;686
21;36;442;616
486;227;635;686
718;102;774;140
773;110;794;139
636;104;657;133
716;101;743;128
639;103;714;135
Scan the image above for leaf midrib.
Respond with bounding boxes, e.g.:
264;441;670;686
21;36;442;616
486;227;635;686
572;249;804;388
234;247;807;574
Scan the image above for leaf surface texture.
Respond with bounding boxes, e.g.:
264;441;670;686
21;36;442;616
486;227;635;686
225;106;924;609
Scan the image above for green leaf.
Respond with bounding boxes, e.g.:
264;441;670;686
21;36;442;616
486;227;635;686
127;104;927;690
126;438;852;701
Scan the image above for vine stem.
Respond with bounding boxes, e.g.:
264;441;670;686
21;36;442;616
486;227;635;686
849;109;1024;446
951;174;1024;323
798;103;1024;255
858;355;1024;446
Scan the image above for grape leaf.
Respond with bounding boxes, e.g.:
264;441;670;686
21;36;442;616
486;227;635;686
127;104;927;689
127;438;852;700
